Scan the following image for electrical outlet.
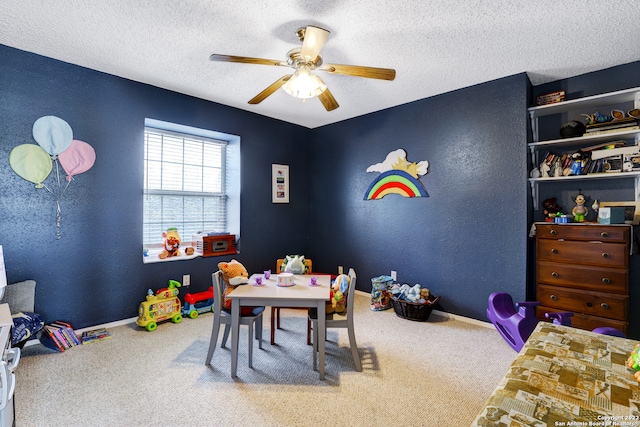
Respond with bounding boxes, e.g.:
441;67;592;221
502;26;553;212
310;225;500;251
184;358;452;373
338;265;344;275
182;274;190;287
391;270;397;281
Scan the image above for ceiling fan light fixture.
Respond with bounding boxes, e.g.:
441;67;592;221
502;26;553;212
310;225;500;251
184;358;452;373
282;67;327;99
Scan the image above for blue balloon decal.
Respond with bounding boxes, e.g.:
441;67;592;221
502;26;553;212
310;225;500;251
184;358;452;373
32;116;73;156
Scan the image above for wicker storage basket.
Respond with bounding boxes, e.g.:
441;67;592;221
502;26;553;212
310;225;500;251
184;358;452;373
390;295;441;322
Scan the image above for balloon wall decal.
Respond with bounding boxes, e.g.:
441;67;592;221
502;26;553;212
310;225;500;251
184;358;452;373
32;115;73;156
364;149;429;200
9;116;96;239
58;140;96;182
9;144;53;188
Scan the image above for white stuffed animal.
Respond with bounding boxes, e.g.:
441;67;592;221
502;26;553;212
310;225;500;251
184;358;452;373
283;255;307;274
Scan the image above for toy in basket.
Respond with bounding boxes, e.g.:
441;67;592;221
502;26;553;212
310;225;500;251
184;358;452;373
390;283;440;322
628;344;640;381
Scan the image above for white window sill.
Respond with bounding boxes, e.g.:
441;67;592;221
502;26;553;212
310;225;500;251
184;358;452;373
142;244;201;264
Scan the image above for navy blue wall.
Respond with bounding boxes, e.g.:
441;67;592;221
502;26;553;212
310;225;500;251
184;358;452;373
2;43;638;338
309;74;530;320
0;44;313;328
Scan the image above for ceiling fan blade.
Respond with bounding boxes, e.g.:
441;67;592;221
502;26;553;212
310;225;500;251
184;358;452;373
300;26;330;61
319;63;396;81
248;75;292;105
209;54;288;67
318;88;339;111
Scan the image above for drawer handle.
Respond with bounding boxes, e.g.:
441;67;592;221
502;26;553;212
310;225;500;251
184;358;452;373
601;303;609;310
551;272;559;278
550;229;557;236
550;294;558;301
586;302;593;308
602;278;611;284
602;253;610;259
601;231;609;238
551;248;558;254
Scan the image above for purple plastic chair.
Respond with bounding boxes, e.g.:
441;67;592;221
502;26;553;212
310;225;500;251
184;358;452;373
486;292;540;352
545;311;626;338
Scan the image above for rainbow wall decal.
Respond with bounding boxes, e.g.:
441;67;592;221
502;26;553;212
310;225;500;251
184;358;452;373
364;170;428;200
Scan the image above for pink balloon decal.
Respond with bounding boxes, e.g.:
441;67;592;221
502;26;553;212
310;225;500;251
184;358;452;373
58;140;96;181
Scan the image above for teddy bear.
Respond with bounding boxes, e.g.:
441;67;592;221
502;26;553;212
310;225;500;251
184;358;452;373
218;260;256;315
158;228;194;259
542;197;562;222
326;274;350;314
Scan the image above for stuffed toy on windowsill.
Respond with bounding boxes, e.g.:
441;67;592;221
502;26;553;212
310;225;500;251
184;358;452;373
158;228;194;259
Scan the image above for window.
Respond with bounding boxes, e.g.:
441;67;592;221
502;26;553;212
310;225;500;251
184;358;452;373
143;119;240;252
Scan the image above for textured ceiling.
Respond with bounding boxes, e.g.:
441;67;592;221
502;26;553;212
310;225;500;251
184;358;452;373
2;1;639;129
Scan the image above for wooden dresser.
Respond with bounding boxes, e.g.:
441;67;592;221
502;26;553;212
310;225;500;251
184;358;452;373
535;223;630;334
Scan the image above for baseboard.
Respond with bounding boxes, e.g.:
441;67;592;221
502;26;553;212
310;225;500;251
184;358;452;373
24;293;493;349
354;289;493;329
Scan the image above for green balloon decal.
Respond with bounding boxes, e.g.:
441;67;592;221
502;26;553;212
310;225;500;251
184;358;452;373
9;144;53;188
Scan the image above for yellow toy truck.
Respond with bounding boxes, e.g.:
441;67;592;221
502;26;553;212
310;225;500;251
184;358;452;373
136;280;183;332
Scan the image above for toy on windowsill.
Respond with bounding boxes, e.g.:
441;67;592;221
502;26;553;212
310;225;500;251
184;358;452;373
158;228;195;259
136;280;183;331
572;190;589;223
628;344;640;382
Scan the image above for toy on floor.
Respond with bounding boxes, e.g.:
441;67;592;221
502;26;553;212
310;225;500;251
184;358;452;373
545;311;626;338
182;286;214;319
486;292;540;352
628;344;640;382
136;280;183;331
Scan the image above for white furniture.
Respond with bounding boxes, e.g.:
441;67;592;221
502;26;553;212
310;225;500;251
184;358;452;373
527;86;640;209
308;268;362;372
227;274;331;379
204;271;264;368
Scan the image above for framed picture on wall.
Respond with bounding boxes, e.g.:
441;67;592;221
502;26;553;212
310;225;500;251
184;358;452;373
599;201;640;225
272;164;289;203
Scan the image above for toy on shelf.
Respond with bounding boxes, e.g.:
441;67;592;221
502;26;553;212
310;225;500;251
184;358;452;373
182;286;214;319
136;280;183;331
571;190;589;223
542;197;563;222
628;344;640;382
158;228;194;259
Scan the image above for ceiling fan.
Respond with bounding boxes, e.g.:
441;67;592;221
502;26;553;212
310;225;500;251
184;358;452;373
209;25;396;111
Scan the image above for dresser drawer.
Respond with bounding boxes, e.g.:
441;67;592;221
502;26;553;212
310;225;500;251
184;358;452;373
536;261;628;294
536;284;628;321
536;224;629;243
536;305;628;335
537;239;628;268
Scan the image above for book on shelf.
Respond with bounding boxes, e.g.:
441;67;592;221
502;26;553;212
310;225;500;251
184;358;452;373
584;125;640;136
81;328;111;344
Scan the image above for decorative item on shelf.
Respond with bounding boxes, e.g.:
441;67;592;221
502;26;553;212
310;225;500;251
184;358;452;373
535;90;565;106
599;201;640;225
571;190;589;222
629;109;640;119
559;120;586;138
582;112;613;125
611;109;626;120
542;197;563;222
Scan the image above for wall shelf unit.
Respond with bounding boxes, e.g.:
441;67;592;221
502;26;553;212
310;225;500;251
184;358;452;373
527;86;640;210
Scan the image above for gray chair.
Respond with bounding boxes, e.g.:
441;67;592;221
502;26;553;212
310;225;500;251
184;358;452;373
205;271;264;367
308;268;362;372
